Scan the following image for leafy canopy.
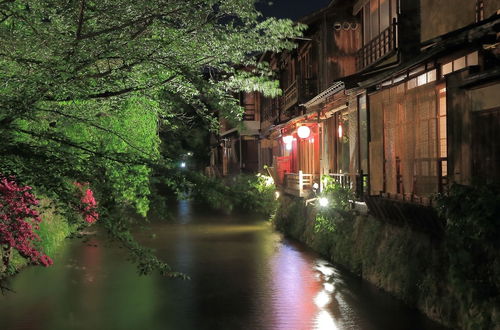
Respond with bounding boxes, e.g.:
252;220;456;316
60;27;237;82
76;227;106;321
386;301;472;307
0;0;304;275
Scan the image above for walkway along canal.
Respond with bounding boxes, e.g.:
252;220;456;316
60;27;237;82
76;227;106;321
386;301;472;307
0;200;446;330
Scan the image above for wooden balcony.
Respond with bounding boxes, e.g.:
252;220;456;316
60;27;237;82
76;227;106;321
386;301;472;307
356;23;396;71
284;171;318;197
282;80;298;111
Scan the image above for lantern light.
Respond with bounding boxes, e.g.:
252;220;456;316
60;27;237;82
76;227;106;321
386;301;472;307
282;135;293;144
319;197;329;207
338;124;343;138
285;142;292;151
297;125;311;139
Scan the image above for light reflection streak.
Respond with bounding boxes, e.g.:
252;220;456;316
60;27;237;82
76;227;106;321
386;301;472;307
315;310;339;330
270;244;319;330
269;242;342;330
314;290;331;308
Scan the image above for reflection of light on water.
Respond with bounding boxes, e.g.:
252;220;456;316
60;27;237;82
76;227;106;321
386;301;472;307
324;283;334;293
177;199;192;224
270;244;319;330
313;260;341;330
315;310;338;330
314;290;331;308
315;262;335;277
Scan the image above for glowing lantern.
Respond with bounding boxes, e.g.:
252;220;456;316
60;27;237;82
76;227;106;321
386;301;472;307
282;135;293;144
338;124;343;138
297;125;311;139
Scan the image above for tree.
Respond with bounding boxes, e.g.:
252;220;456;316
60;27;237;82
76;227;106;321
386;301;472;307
0;0;304;274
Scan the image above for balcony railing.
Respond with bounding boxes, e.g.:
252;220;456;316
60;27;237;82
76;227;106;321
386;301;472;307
282;80;298;111
327;172;368;199
284;171;318;197
356;23;397;71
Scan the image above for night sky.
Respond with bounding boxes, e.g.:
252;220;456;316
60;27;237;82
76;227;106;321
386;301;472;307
257;0;332;20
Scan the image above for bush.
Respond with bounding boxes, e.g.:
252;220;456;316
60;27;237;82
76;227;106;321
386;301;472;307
435;183;500;302
320;175;354;211
190;173;278;217
35;198;77;259
312;175;355;234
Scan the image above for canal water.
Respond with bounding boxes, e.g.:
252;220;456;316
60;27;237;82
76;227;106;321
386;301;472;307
0;200;447;330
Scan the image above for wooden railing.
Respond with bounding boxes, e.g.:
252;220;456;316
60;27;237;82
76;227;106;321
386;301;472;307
356;22;397;71
284;171;318;197
282;80;298;111
242;108;255;121
327;172;368;199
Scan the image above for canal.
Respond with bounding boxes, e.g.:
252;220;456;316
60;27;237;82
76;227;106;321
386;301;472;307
0;200;447;330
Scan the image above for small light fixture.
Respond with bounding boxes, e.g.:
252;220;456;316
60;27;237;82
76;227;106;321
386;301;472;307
319;197;329;207
275;191;280;199
282;135;293;144
338;124;343;138
312;182;319;190
285;142;292;151
180;162;186;168
297;126;311;139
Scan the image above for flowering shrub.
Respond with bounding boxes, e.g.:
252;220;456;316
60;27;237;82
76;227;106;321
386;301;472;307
74;183;99;224
0;175;53;270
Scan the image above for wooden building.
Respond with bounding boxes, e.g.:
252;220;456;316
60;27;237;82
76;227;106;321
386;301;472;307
214;0;500;224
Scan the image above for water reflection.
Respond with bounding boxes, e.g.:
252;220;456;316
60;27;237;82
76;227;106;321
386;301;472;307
0;200;447;330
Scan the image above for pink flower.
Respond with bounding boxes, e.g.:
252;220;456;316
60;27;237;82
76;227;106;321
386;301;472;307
0;174;52;268
74;183;99;225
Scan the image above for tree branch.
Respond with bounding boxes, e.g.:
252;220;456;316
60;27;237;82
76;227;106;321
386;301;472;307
75;0;86;40
36;107;156;158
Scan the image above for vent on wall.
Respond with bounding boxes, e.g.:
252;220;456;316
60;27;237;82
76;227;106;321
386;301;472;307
334;22;359;31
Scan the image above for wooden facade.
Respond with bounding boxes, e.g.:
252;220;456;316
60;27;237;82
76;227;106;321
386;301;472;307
214;0;500;221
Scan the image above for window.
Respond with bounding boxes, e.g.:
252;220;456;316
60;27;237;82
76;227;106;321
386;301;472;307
335;111;350;173
362;0;398;45
441;52;479;77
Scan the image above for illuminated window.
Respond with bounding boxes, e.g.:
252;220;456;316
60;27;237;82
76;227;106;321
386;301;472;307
453;57;466;71
442;62;453;76
427;69;437;83
407;78;417;89
417;73;427;86
467;51;479;66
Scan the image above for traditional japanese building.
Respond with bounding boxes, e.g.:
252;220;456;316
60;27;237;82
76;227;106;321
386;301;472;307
214;0;500;222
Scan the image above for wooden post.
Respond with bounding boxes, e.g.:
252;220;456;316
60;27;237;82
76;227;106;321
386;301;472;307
299;170;304;196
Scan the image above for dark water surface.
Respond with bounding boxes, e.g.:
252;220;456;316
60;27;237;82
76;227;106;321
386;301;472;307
0;200;447;330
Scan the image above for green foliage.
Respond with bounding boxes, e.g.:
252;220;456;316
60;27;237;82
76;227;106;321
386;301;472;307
311;175;354;234
320;175;354;211
436;183;500;301
190;173;278;217
0;0;304;275
314;214;336;234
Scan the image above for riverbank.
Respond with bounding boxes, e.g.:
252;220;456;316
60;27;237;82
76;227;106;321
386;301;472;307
1;197;77;279
273;194;500;330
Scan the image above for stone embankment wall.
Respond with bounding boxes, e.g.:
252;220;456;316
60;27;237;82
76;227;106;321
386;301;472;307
273;194;500;330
